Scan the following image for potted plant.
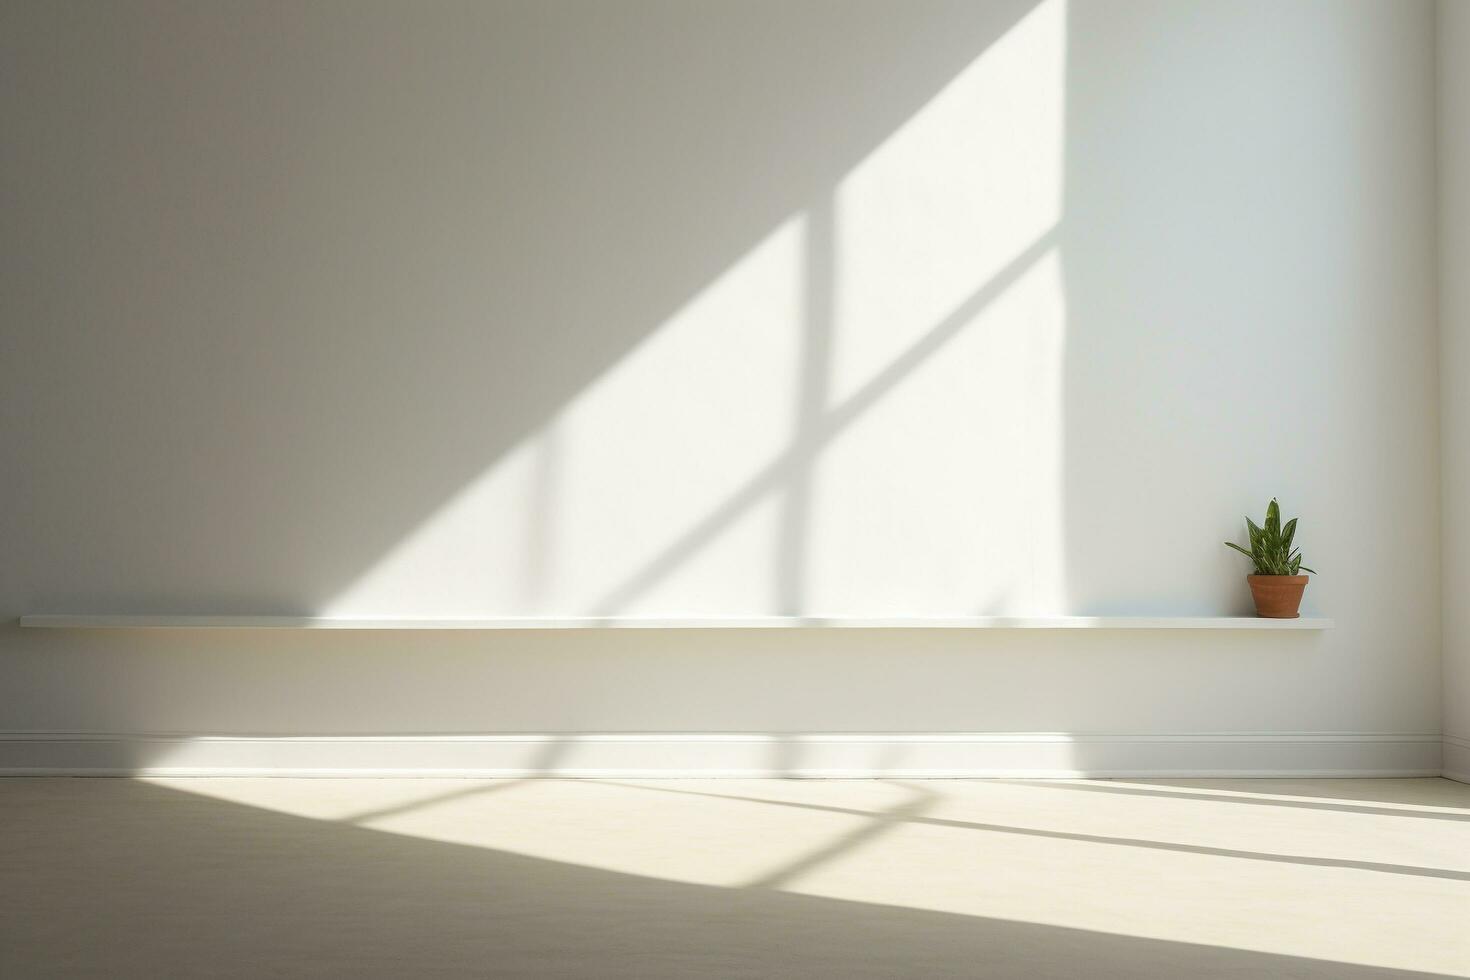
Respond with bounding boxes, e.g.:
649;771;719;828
1224;498;1316;618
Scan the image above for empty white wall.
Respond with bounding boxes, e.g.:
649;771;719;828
0;0;1443;774
1441;0;1470;783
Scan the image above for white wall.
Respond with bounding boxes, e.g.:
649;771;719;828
0;0;1444;774
1441;0;1470;783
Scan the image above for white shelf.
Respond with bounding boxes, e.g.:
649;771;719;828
16;614;1334;630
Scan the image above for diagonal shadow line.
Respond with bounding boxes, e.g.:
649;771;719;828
775;193;835;615
590;225;1059;615
341;738;578;823
342;781;527;824
743;782;937;890
995;780;1470;823
590;781;1470;884
518;423;562;609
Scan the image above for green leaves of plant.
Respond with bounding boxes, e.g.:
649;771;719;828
1224;498;1313;576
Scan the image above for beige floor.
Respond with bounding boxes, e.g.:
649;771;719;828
2;777;1468;978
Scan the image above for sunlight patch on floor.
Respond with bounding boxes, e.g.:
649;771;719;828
141;776;1470;975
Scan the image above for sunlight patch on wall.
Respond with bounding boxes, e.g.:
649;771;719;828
832;0;1066;405
812;0;1069;614
809;248;1067;614
321;0;1068;617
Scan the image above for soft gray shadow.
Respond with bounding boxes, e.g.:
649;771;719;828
590;780;1470;884
775;192;836;614
1000;777;1470;823
767;733;802;778
1;779;1454;979
519;427;563;611
1127;776;1470;808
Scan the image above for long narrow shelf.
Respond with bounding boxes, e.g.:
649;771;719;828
17;614;1334;630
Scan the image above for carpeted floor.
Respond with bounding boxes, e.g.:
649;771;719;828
2;776;1467;978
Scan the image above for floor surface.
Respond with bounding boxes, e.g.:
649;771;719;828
3;776;1468;978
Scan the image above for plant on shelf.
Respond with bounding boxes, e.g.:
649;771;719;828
1225;498;1315;619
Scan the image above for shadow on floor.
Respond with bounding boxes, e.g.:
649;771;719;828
578;779;1470;883
0;778;1459;979
995;777;1470;823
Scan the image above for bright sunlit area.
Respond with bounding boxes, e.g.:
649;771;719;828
2;0;1469;977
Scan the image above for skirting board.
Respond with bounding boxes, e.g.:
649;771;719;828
0;731;1444;778
1444;734;1470;784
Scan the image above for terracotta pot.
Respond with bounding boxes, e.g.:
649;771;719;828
1247;575;1308;618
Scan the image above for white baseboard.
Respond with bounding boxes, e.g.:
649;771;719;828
1443;734;1470;784
0;731;1444;778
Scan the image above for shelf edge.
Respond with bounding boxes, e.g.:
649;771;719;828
17;615;1336;631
